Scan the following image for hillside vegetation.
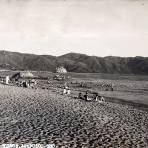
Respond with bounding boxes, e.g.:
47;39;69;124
0;50;148;74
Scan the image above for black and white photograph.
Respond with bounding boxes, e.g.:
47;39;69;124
0;0;148;147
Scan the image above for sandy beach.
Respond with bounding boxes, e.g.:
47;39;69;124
0;84;148;147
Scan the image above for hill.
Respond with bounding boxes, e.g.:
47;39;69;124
0;50;148;74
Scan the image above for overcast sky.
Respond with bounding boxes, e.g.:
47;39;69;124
0;0;148;57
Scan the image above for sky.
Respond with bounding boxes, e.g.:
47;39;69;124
0;0;148;57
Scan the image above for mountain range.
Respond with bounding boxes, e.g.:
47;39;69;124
0;50;148;74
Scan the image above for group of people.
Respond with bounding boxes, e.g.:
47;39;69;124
16;79;37;88
78;90;105;102
63;86;71;95
62;83;105;102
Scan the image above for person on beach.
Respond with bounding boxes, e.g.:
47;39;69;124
84;90;91;101
22;81;28;88
98;95;105;103
63;86;67;94
84;91;88;101
93;93;99;101
67;87;71;95
78;92;84;99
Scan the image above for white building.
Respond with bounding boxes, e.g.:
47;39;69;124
56;66;67;73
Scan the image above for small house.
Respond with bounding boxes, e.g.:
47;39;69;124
11;71;34;81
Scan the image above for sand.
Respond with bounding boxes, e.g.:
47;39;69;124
0;84;148;148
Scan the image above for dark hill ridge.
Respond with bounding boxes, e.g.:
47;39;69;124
0;50;148;74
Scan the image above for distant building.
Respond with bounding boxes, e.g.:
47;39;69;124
11;71;34;81
56;66;67;74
